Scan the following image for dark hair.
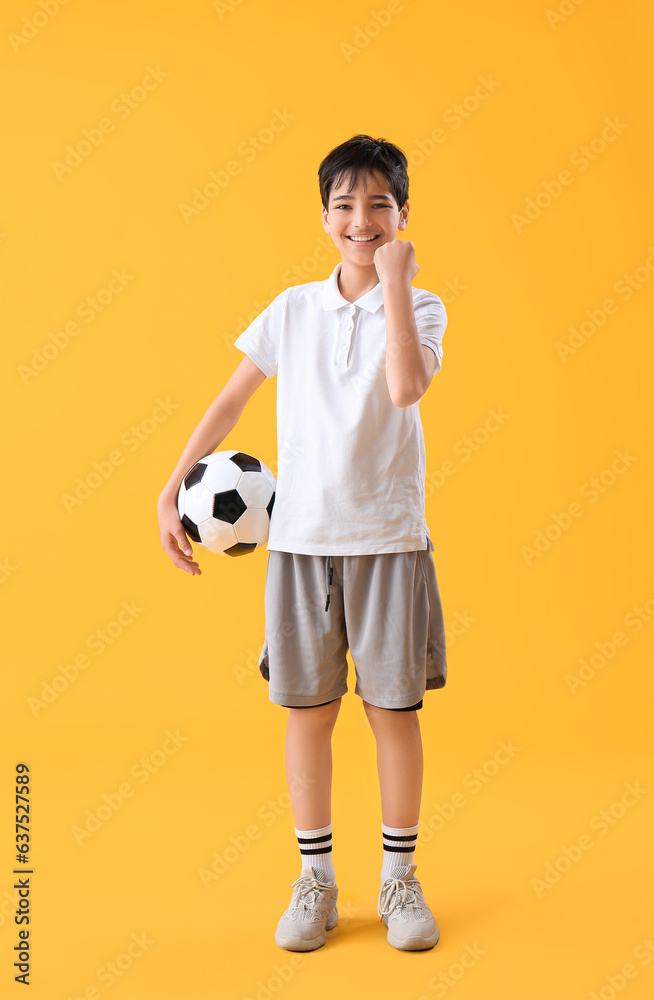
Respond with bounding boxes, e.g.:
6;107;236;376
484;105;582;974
318;134;409;211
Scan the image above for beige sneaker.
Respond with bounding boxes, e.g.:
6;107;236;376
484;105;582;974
378;863;440;950
275;866;339;951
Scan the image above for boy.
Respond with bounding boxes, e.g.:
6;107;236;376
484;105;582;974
157;135;448;952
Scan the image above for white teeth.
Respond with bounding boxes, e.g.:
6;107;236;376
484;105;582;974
349;235;377;242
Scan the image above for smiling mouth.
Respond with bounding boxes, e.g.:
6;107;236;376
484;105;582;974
346;235;380;243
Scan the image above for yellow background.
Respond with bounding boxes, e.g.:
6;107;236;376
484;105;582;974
2;0;653;997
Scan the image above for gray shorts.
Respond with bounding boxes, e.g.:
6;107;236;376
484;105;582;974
257;537;447;711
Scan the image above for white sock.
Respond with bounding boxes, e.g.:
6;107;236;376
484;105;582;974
295;822;335;883
381;821;419;882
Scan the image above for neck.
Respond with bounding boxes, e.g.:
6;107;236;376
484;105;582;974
336;260;380;303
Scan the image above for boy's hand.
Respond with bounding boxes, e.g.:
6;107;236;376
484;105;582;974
158;496;202;576
373;239;419;285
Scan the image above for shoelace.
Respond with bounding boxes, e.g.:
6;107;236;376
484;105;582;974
378;874;424;918
289;873;332;914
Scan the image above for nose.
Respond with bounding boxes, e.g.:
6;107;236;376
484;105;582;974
352;207;372;227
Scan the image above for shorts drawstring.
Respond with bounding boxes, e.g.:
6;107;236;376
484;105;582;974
324;555;333;612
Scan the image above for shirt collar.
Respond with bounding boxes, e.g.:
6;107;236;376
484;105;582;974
322;261;385;314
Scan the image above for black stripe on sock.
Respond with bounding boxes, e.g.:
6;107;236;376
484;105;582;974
382;832;418;842
296;835;331;845
299;845;333;855
383;843;417;852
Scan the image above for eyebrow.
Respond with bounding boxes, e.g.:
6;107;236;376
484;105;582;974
331;193;394;203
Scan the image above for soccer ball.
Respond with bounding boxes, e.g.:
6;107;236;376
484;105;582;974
177;451;276;556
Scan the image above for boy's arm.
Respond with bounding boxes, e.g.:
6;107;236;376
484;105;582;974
157;356;266;576
374;239;440;408
158;355;266;503
157;355;266;571
382;278;435;408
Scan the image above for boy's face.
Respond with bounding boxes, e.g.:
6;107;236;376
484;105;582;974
321;169;409;267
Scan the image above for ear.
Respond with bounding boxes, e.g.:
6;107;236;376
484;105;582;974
397;201;409;230
321;204;330;232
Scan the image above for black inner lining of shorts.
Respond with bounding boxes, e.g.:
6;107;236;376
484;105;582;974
282;699;423;711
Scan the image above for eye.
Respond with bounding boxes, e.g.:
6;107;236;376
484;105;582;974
334;203;390;210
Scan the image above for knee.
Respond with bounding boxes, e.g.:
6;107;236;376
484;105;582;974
290;697;341;729
362;700;392;726
363;700;418;730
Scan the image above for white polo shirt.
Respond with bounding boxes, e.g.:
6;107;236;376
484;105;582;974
233;261;447;555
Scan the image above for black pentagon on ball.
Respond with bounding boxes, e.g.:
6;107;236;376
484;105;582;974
224;541;258;557
213;489;246;523
183;462;207;490
267;491;275;517
229;452;261;473
181;513;202;543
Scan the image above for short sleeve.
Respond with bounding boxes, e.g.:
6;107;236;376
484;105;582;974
413;291;447;375
232;286;290;378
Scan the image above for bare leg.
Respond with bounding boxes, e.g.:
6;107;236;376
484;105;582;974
284;698;341;829
363;701;423;826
